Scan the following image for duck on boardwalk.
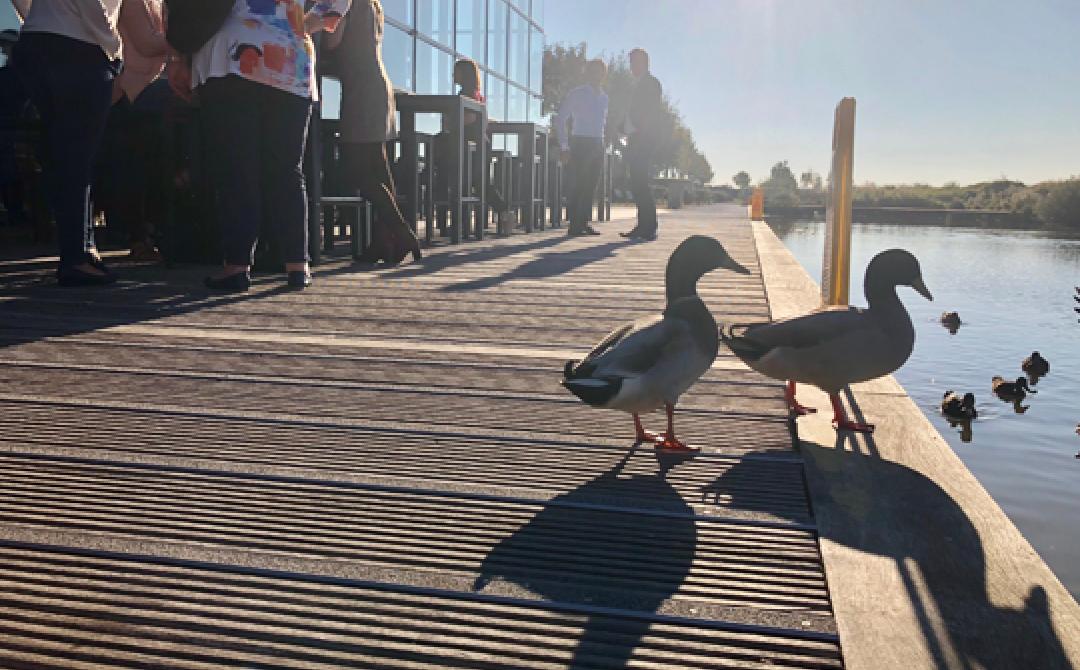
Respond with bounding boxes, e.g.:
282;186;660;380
1022;351;1049;377
992;375;1035;401
722;249;932;433
941;391;977;421
562;235;750;452
940;311;962;333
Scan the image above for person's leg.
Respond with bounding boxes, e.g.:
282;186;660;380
627;137;657;237
257;83;312;275
574;139;604;234
566;142;586;233
199;76;264;278
14;34;116;275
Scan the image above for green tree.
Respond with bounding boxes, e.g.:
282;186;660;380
1036;179;1080;230
761;161;799;207
733;171;750;191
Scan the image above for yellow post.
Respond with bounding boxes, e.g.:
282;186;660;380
749;188;765;221
823;98;856;306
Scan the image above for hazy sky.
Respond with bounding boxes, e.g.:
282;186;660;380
543;0;1080;186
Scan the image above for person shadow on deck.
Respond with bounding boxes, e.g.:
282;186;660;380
703;399;1076;670
472;445;697;667
442;241;624;292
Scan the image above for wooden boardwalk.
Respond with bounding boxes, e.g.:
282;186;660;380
0;204;843;669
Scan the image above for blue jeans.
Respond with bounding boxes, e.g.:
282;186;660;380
13;32;117;266
198;75;312;267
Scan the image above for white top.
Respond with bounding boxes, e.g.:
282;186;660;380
554;83;608;151
18;0;124;59
191;0;350;100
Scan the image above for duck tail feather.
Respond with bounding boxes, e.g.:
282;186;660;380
562;376;622;407
720;322;769;362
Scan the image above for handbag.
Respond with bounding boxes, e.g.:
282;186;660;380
165;0;235;54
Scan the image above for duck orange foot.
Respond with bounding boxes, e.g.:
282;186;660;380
653;434;701;453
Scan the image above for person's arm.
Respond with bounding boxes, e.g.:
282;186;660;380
11;0;30;22
553;88;575;154
305;0;351;34
119;0;170;57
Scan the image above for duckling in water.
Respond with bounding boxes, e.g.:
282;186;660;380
940;311;961;334
1022;351;1049;377
992;375;1035;401
941;391;977;420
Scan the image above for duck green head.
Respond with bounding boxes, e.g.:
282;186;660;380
864;248;933;303
666;235;750;302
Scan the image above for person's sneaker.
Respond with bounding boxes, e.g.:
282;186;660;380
287;270;313;289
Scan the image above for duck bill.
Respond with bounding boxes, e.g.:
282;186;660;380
911;277;933;301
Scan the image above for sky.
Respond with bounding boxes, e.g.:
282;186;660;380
542;0;1080;186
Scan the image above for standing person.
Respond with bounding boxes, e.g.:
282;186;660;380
620;47;664;242
96;0;170;262
554;58;607;237
10;0;124;285
169;0;349;292
326;0;420;265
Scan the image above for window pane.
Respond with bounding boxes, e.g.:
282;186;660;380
529;26;542;94
487;0;507;75
528;94;542;122
382;0;413;26
416;42;453;95
320;77;341;119
383;24;414;91
485;75;506;122
507;83;527;122
531;0;543;23
456;0;485;63
508;9;528;88
417;0;453;48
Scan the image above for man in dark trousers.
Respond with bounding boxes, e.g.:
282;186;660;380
620;47;664;241
554;58;608;236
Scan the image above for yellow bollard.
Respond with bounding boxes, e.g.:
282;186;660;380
823;98;856;306
749;188;765;221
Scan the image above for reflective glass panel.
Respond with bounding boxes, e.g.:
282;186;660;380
485;75;506;122
507;83;527;122
416;42;453;94
508;9;528;87
383;24;414;91
487;0;507;75
529;26;543;93
528;94;542;122
531;0;543;22
382;0;413;26
456;0;486;63
417;0;453;48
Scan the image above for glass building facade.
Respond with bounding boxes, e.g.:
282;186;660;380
324;0;543;126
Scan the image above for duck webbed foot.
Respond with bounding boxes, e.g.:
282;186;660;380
785;381;818;417
653;403;701;453
632;413;659;443
830;393;875;434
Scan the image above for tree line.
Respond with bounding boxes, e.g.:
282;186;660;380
543;43;713;184
732;161;1080;233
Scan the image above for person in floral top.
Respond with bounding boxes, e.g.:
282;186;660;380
171;0;348;291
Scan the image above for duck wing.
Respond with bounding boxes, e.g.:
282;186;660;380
722;306;870;362
571;314;683;379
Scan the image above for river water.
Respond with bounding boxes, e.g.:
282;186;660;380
770;220;1080;601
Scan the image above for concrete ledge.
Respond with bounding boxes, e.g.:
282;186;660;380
752;221;1080;669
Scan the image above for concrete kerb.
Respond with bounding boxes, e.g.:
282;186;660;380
751;220;1080;670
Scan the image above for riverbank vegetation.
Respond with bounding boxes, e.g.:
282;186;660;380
738;162;1080;233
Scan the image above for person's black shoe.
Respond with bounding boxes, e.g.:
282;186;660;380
287;270;313;289
620;229;643;239
584;226;601;235
57;264;117;287
204;271;251;293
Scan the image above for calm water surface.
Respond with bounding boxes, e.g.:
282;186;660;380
771;221;1080;600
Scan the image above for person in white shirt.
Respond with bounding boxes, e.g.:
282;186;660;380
11;0;125;285
554;58;608;236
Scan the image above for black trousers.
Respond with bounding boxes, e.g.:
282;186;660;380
12;33;117;266
568;137;603;232
198;75;312;266
627;134;657;235
341;141;412;239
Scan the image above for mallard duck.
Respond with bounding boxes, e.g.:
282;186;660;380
941;390;977;420
992;375;1035;400
1022;351;1049;377
940;311;961;334
722;249;932;433
562;235;750;451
